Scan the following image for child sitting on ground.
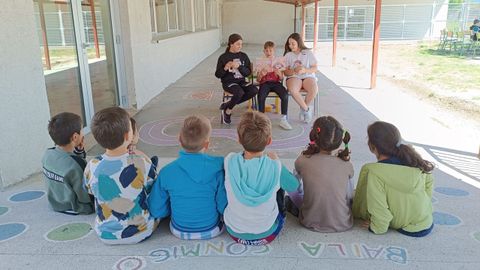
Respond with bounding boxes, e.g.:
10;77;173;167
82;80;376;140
352;121;435;237
148;115;227;240
223;111;299;245
84;107;157;245
42;112;94;215
256;41;291;130
286;116;354;232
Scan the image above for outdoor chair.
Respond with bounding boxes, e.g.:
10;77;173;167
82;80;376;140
249;71;320;117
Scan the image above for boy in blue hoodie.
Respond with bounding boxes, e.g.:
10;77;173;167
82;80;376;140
148;115;227;240
224;111;299;245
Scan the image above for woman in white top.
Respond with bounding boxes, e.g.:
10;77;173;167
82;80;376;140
283;33;318;123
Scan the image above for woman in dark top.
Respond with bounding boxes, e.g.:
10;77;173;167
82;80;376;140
215;34;258;124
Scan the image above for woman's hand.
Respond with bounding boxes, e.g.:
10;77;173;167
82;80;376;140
294;65;304;74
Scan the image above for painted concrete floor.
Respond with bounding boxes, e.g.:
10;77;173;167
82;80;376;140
1;44;480;270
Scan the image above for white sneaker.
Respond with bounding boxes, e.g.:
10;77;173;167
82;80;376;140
304;107;313;123
279;118;293;130
298;109;305;121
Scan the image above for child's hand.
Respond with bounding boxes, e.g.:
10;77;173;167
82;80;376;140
362;220;370;229
77;136;85;151
267;151;279;160
259;69;268;77
224;61;232;71
231;61;240;69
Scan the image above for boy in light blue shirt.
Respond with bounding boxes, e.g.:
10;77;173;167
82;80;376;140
148;115;227;240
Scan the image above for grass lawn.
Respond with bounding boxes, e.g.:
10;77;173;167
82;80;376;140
410;43;480;95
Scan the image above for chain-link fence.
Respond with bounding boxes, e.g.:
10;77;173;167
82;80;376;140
299;2;480;41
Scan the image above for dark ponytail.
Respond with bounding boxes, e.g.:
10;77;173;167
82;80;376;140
367;121;434;173
226;33;242;53
302;116;351;161
396;144;434;173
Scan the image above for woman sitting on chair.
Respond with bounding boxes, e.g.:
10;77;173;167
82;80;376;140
215;33;258;125
283;33;318;124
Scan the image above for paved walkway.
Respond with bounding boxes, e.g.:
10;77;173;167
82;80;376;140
1;44;479;270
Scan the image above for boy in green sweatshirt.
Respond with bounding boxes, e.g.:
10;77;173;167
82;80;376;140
42;112;94;215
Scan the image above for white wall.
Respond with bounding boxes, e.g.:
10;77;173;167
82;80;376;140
0;0;52;188
222;0;293;46
125;0;222;109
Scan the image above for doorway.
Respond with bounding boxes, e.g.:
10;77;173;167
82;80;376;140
34;0;120;127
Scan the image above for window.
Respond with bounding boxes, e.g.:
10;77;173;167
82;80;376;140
205;0;218;29
150;0;218;37
150;0;181;33
194;0;205;30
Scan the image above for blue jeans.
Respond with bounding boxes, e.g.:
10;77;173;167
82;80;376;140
397;223;434;237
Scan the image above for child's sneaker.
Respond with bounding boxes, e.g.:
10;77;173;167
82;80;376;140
222;110;232;125
279;118;292;130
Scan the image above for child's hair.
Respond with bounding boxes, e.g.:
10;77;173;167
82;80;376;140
91;107;131;150
130;118;137;135
264;41;275;49
226;33;242;53
302;116;351;161
179;115;212;152
284;32;309;56
367;121;434;173
48;112;82;146
237;111;271;152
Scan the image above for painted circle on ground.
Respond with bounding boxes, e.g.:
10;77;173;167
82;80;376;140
473;231;480;242
0;223;28;242
433;211;462;226
45;222;92;242
0;206;9;216
434;187;469;197
113;256;146;270
9;190;45;202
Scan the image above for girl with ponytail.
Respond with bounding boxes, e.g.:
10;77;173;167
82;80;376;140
353;121;435;237
286;116;355;232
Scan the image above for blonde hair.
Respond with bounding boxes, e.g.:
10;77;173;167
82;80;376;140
180;115;211;152
237;111;271;152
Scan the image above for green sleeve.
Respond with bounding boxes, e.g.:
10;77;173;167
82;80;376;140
367;174;393;234
352;166;369;220
66;169;94;208
280;165;300;192
425;173;434;198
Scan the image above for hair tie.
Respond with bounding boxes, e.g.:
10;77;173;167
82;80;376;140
344;143;349;148
316;127;321;133
310;140;316;145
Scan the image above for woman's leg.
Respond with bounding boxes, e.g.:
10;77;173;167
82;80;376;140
301;77;318;107
286;78;308;111
237;84;259;105
223;84;245;112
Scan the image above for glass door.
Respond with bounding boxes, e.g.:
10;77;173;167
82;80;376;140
81;0;118;112
34;0;119;127
34;0;87;123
